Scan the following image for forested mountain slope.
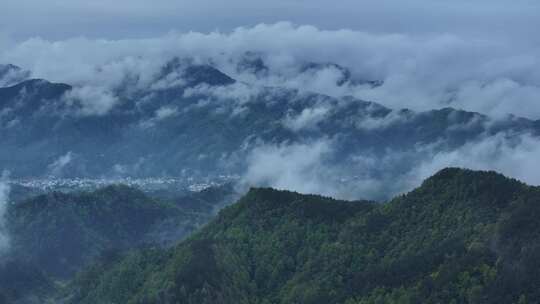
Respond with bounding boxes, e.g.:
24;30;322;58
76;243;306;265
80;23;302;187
67;168;540;304
0;184;237;303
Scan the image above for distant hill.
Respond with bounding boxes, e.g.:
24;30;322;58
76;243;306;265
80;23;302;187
66;168;540;304
0;59;538;199
6;185;178;278
0;184;237;303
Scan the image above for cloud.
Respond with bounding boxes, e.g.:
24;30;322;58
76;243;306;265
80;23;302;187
155;106;178;120
0;20;539;199
183;82;260;105
239;139;413;200
240;140;337;197
283;106;330;131
0;64;29;87
140;106;179;128
354;108;411;131
150;72;186;90
239;131;540;201
410;132;540;187
449;78;540;118
48;151;74;176
1;22;539;119
182;82;262;117
0;171;11;255
63;86;119;116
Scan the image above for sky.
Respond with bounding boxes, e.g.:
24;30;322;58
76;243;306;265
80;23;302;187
2;0;540;43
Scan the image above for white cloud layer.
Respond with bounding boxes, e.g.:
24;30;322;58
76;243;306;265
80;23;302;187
1;23;539;119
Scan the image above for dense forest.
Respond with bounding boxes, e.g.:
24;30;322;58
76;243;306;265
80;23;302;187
0;184;236;303
58;168;540;304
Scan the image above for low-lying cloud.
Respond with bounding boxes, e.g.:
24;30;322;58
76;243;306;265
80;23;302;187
412;132;540;187
283;106;330;131
241;140;335;196
63;86;119;116
1;23;539;119
240;131;540;201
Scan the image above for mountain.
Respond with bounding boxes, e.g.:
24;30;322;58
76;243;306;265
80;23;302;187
0;64;30;87
4;184;236;278
235;52;382;87
299;62;383;87
236;51;269;76
0;259;53;304
159;57;236;87
65;168;540;304
0;183;237;303
0;59;538;193
5;185;178;278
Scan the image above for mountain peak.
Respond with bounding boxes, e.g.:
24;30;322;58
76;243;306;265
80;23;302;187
236;51;269;75
424;167;510;184
219;187;374;225
413;167;526;207
0;64;21;72
66;168;540;304
157;58;235;88
300;61;383;87
0;64;31;87
0;78;71;103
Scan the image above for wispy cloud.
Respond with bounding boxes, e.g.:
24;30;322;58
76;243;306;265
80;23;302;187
48;151;74;177
0;171;11;254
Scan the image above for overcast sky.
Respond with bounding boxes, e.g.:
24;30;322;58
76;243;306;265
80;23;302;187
2;0;540;43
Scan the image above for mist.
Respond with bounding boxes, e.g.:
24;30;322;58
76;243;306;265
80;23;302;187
239;131;540;201
0;175;10;254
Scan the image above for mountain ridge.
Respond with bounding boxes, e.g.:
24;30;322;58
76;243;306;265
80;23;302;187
0;64;30;87
1;60;539;194
64;167;540;304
